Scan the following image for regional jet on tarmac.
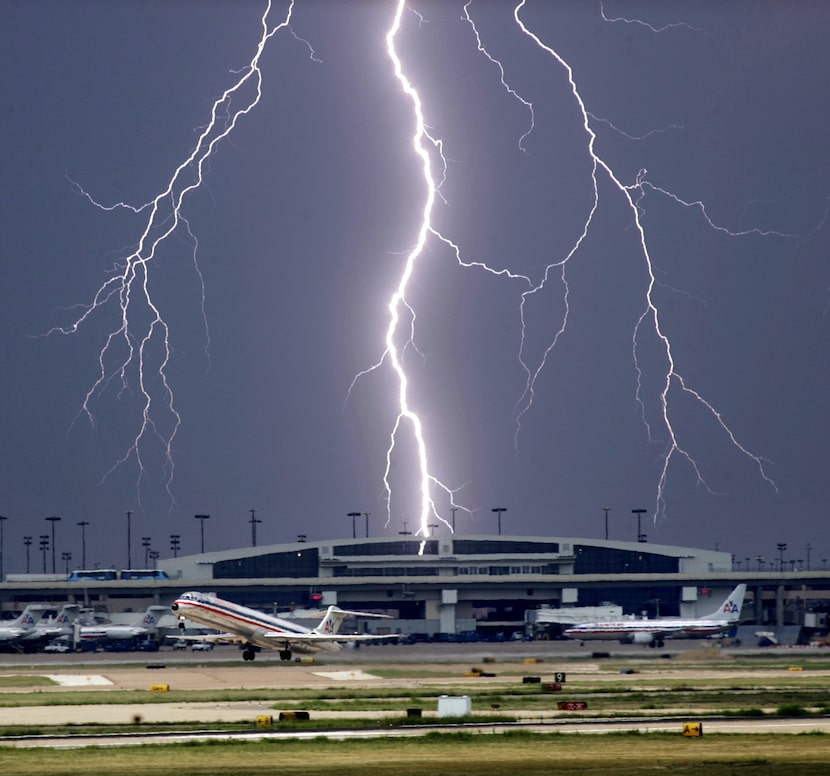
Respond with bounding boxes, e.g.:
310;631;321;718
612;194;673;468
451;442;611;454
170;591;396;661
563;584;746;648
1;604;80;650
76;605;168;642
0;605;56;643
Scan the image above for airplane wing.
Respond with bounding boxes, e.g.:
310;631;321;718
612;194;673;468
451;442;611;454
646;627;680;639
262;632;398;644
166;632;244;645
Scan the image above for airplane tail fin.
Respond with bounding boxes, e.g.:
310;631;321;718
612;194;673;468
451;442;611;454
55;605;80;625
140;606;168;629
314;607;352;636
15;606;38;629
313;606;389;636
703;584;746;621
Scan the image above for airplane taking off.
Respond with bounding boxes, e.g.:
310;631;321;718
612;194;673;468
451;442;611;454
76;605;167;642
170;591;397;661
563;584;747;648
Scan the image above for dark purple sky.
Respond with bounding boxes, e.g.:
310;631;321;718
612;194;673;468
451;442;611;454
2;1;829;573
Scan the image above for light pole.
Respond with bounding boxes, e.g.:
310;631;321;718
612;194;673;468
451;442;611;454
806;543;812;571
142;537;151;568
194;515;210;553
46;516;61;574
491;507;506;536
631;509;647;543
39;535;49;573
450;507;457;533
0;515;7;581
125;510;133;569
77;521;89;569
249;508;261;547
23;536;32;574
363;512;370;539
603;507;609;541
61;551;72;576
347;512;361;540
169;534;180;558
777;542;787;572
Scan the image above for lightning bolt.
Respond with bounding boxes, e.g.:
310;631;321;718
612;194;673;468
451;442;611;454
494;1;784;522
513;0;794;522
48;1;298;504
377;1;462;545
599;1;705;34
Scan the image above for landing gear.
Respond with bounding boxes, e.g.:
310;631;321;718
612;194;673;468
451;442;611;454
279;648;293;661
242;647;256;661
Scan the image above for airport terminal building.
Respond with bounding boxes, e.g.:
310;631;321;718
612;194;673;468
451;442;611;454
3;535;828;638
153;535;750;637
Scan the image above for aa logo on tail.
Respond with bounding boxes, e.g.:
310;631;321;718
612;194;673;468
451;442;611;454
723;600;739;614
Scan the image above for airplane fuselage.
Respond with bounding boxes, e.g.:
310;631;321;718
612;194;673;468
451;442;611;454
563;584;746;647
563;618;731;642
171;592;339;655
78;625;147;641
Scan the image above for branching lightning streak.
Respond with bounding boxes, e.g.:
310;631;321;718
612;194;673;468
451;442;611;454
599;1;704;34
50;0;295;504
457;0;780;524
463;1;534;152
511;1;778;520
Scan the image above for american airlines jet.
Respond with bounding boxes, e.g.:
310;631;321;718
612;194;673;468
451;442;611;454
77;605;168;642
563;584;746;648
0;605;57;643
170;591;396;661
0;604;80;651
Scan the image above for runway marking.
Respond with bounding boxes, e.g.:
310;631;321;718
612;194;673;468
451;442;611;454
313;670;379;681
44;674;113;686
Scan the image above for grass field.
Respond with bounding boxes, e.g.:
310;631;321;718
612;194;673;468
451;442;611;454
1;648;829;773
1;731;829;775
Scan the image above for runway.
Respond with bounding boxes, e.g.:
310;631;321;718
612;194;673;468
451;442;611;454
2;640;829;748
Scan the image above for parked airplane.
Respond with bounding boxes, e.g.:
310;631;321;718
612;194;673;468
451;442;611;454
76;605;167;642
0;605;57;644
4;604;80;650
563;584;747;648
170;591;396;661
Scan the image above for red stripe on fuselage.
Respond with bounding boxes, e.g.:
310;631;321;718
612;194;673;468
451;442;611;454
173;599;307;638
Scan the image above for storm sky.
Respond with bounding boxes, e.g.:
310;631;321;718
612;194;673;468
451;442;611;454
2;1;829;573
